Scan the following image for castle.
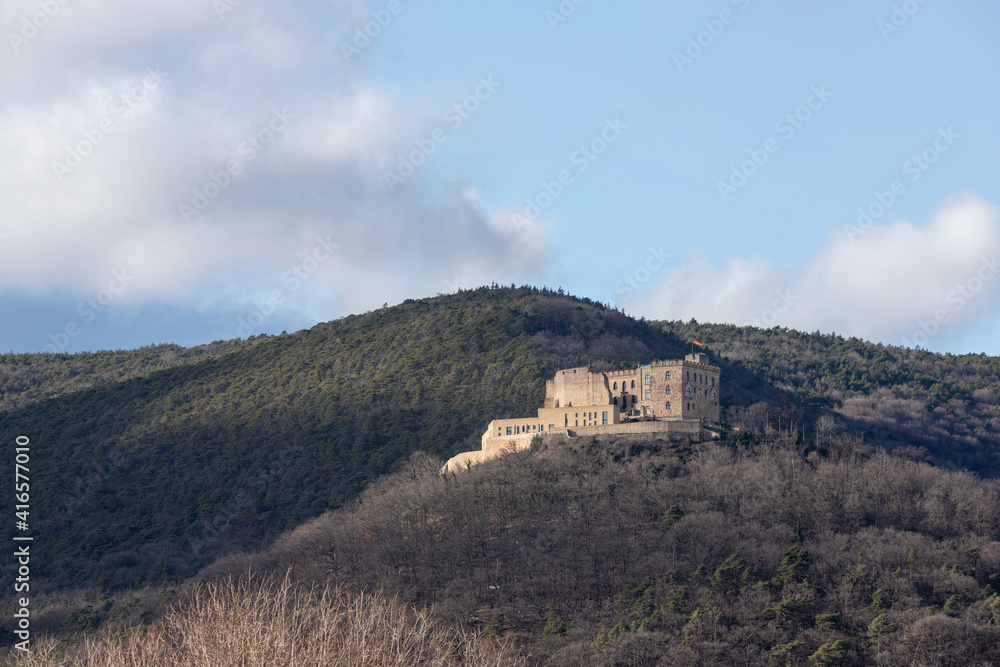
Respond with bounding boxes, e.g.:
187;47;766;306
443;353;721;471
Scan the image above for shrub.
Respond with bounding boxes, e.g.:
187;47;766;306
8;574;524;666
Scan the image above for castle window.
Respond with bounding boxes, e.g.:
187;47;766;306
575;420;579;426
685;386;692;397
665;401;672;411
631;380;635;389
550;424;555;430
645;375;651;385
665;371;671;380
631;396;636;405
613;382;617;390
644;390;651;399
711;391;717;402
565;414;568;427
603;411;608;425
665;386;671;395
712;377;715;386
613;397;618;406
506;427;512;435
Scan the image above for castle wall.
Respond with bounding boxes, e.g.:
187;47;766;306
447;356;722;473
546;367;611;408
445;418;709;472
568;418;704;439
607;358;720;425
481;404;621;448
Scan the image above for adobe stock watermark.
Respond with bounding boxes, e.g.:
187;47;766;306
878;0;930;41
229;236;339;338
901;255;999;349
340;0;404;62
615;246;672;303
842;126;958;243
546;0;589;31
672;0;753;73
384;76;501;192
511;117;627;230
51;67;168;182
7;0;75;54
749;287;800;328
716;85;833;202
35;269;135;354
213;0;246;21
179;107;295;224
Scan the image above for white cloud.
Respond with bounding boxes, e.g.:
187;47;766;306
635;193;1000;349
0;0;549;319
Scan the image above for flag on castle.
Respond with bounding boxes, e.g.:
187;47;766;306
693;338;705;347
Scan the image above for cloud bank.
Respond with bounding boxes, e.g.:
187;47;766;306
634;194;1000;349
0;0;547;324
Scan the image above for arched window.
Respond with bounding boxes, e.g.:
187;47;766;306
631;380;635;389
613;382;617;390
665;371;671;380
613;397;618;406
685;386;692;398
665;386;671;395
665;401;672;411
711;391;717;402
631;396;636;405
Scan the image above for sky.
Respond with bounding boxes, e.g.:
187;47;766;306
1;0;999;356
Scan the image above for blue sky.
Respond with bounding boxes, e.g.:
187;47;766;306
1;0;999;355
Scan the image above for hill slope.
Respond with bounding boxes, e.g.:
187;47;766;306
205;436;1000;666
0;287;686;591
2;286;999;594
662;320;1000;473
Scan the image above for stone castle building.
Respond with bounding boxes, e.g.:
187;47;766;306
444;353;721;471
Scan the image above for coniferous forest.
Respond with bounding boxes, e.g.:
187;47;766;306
2;286;1000;665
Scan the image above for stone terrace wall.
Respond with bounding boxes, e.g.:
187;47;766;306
443;419;709;472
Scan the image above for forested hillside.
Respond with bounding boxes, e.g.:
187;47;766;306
1;285;999;599
661;320;1000;475
206;436;1000;666
0;287;687;593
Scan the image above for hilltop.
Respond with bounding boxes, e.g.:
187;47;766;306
1;286;999;599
